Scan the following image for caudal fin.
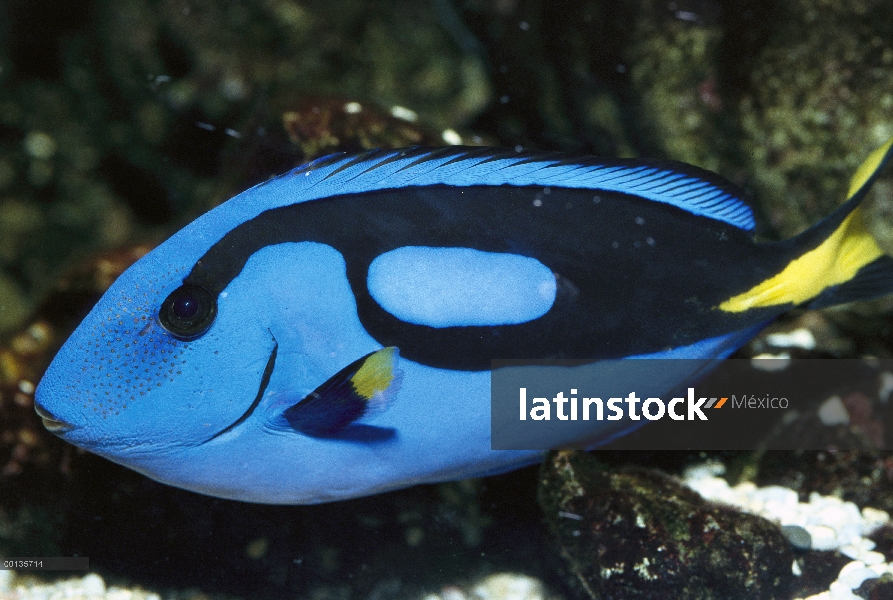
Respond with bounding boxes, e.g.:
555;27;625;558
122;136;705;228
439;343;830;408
807;254;893;308
807;137;893;308
719;137;893;313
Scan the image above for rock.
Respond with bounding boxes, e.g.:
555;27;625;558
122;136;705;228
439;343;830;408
538;450;794;600
737;0;893;238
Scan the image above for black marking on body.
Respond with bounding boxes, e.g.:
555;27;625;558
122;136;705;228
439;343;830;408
182;185;805;371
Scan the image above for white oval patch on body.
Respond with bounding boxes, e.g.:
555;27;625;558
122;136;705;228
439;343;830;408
367;246;557;328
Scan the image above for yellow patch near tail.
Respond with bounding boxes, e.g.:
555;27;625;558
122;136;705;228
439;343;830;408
847;137;893;200
350;346;398;400
719;208;884;312
720;136;893;314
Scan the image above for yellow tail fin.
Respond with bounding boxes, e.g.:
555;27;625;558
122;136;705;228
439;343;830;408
720;137;893;313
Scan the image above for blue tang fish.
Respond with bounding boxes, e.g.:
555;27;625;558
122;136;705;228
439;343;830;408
35;138;893;503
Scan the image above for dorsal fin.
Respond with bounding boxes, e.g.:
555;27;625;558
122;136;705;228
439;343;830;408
262;146;756;231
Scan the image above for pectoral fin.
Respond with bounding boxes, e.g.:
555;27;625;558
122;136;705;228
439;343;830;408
283;347;402;437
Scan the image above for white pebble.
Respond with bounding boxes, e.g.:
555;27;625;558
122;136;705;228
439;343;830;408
838;561;877;590
8;573;162;600
765;328;816;350
82;573;106;595
836;561;874;589
828;579;859;599
683;464;893;600
473;573;544;600
0;570;12;592
442;586;468;600
862;507;890;529
807;525;839;551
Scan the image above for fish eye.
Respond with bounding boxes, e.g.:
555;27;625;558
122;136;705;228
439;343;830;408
159;284;217;340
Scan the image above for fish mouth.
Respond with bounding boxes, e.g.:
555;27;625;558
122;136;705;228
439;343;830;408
34;402;76;433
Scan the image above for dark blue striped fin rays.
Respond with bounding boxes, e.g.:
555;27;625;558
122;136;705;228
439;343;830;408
282;146;756;231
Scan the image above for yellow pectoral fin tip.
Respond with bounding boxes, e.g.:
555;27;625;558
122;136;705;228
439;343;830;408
846;137;893;200
350;346;398;400
720;210;884;313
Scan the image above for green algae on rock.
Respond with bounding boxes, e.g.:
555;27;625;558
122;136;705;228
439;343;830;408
738;0;893;239
624;0;726;173
538;450;794;600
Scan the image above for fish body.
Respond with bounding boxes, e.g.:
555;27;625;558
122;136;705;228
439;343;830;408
35;140;893;503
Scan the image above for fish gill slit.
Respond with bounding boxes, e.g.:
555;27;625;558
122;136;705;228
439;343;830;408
203;338;278;443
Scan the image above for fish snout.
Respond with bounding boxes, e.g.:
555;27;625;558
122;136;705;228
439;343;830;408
33;401;75;433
